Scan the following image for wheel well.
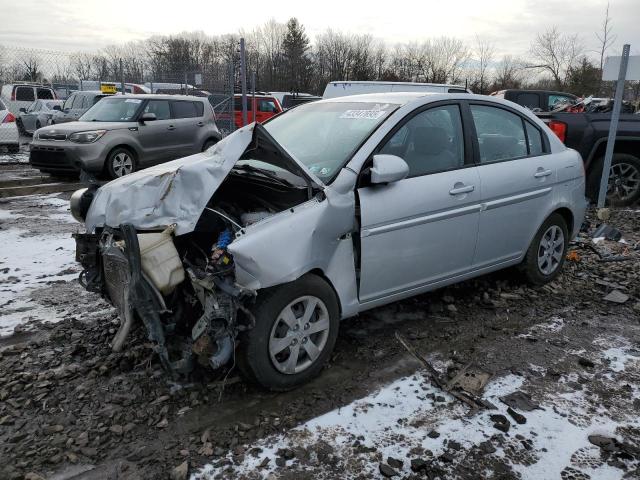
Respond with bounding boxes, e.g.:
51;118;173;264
307;268;343;318
588;139;640;170
106;144;137;162
553;207;574;235
203;136;220;149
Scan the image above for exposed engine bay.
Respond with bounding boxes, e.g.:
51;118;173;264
73;127;316;377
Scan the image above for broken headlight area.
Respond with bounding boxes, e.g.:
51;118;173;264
73;167;313;377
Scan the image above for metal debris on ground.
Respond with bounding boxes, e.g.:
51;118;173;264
591;223;622;242
603;289;630;304
395;332;493;411
499;391;542;412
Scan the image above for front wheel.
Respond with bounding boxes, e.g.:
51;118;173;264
520;213;568;285
238;274;340;391
106;147;136;179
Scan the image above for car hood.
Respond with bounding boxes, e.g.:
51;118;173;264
85;123;323;235
37;121;133;134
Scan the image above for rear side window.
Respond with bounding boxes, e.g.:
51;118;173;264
15;86;35;101
525;121;544;156
515;93;541;110
63;94;75;110
71;94;83;109
80;95;89;109
470;105;527;163
144;100;171;120
171;100;199;118
234;97;252;110
194;101;204;116
37;88;54;100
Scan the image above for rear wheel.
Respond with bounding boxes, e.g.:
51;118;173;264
520;213;568;285
238;274;340;391
106;147;136;179
587;153;640;207
202;139;218;152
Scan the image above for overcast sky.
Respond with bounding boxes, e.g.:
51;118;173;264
2;0;639;57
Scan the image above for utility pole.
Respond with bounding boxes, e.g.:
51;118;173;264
597;44;630;208
120;58;125;95
240;38;248;127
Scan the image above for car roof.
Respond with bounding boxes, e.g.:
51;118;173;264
110;94;206;101
320;91;438;105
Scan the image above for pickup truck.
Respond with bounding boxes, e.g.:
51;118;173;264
538;111;640;206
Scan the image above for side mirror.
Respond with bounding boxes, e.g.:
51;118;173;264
19;108;26;113
52;105;62;111
139;112;156;124
370;154;409;184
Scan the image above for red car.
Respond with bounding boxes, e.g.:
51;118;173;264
233;94;282;128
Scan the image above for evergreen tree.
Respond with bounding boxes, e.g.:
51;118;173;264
282;18;311;92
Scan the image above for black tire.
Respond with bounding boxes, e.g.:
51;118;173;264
202;139;218;152
16;119;27;136
105;147;136;179
520;213;569;285
35;120;42;131
238;274;340;391
587;153;640;207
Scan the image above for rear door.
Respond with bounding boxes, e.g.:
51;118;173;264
136;98;176;165
170;100;204;156
357;102;481;303
468;102;558;268
22;100;40;132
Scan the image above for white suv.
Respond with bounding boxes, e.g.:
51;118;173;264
0;83;58;114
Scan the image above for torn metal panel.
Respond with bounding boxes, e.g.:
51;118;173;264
86;125;255;235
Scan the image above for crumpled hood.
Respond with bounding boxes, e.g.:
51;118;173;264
85;125;254;235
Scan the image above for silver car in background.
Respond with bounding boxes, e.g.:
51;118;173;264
71;92;587;390
29;94;221;178
17;99;64;135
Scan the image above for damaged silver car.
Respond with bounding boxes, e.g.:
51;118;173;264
71;92;587;390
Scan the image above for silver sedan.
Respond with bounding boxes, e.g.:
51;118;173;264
71;92;588;390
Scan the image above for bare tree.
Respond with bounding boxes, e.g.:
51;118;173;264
596;1;617;72
493;55;524;90
530;26;584;89
473;36;495;94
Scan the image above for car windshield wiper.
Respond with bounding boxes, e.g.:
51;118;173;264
232;164;294;187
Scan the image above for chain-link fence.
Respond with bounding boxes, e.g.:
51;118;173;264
0;45;238;164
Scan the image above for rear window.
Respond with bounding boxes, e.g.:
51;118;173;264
15;86;35;101
515;93;541;110
37;88;54;100
171;100;200;118
234;97;253;110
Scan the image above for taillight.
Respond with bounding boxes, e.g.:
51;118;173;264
548;120;567;143
2;112;16;123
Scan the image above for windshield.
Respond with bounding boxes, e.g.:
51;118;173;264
80;97;143;122
261;101;397;181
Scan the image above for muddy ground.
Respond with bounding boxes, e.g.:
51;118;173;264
0;186;639;480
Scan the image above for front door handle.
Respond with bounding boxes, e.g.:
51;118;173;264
167;125;176;131
534;168;553;178
449;183;475;195
197;121;205;127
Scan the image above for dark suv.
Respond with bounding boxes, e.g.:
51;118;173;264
490;90;578;112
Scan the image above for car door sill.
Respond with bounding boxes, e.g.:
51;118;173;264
357;256;521;309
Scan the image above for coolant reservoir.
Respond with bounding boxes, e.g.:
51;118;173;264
137;224;185;295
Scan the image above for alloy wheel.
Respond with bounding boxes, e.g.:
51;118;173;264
268;295;331;375
607;162;640;204
111;152;133;177
537;225;565;275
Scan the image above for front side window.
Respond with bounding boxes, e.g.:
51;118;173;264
37;88;54;100
260;101;398;182
470;105;527;163
144;100;171;120
63;94;75;111
71;94;84;109
379;104;465;177
258;99;278;113
16;87;35;101
172;100;198;118
79;97;143;122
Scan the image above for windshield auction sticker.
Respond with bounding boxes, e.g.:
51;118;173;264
340;110;387;120
124;99;142;103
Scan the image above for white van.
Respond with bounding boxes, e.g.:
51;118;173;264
322;81;471;99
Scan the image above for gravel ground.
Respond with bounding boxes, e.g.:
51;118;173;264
0;192;639;480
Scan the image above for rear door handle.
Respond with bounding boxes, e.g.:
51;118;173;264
197;121;204;127
167;125;176;131
534;169;553;178
449;184;475;195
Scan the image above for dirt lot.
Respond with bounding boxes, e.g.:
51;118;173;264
0;180;639;479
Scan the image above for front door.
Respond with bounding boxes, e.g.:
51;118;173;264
357;103;481;303
136;99;176;165
468;103;558;267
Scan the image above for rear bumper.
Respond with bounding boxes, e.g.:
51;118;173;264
0;123;19;145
